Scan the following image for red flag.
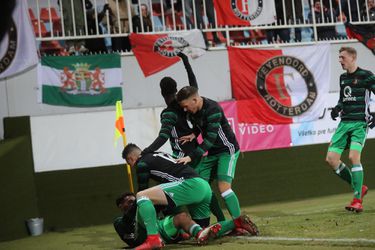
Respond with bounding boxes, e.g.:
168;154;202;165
228;47;292;124
213;0;276;26
130;33;180;77
345;23;375;55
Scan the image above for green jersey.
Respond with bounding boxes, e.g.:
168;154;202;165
335;67;375;122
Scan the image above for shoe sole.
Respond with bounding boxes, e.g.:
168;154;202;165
345;206;363;213
198;224;222;245
243;216;260;236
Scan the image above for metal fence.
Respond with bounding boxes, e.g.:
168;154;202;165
27;0;375;54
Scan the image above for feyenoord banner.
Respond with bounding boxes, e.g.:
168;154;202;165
228;45;330;124
130;29;206;77
213;0;276;26
0;0;38;79
220;95;375;153
38;54;123;107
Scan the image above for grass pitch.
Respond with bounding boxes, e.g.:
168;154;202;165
1;192;374;250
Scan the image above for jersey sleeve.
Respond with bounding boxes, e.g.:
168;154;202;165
179;52;198;88
136;160;150;191
365;71;375;94
188;107;222;161
143;110;178;153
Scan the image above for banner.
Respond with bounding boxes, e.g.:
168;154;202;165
0;0;38;79
228;45;330;124
130;29;206;77
220;101;291;152
213;0;276;26
38;54;123;107
220;94;375;152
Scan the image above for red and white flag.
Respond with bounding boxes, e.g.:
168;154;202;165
213;0;276;26
228;45;330;124
0;0;38;79
130;30;206;77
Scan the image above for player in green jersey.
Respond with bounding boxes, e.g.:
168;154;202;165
122;144;259;249
326;46;375;213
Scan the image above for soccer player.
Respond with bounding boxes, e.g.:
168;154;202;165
113;192;216;248
142;52;198;160
122;143;258;249
142;52;226;223
175;86;254;229
326;46;375;213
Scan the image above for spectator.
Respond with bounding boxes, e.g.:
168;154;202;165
361;0;375;21
84;0;108;53
106;0;134;52
185;0;222;45
309;0;338;40
266;0;303;43
59;0;87;54
132;3;153;32
339;0;366;22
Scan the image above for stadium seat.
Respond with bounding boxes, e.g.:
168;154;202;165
229;31;247;44
152;3;162;17
32;19;48;37
40;7;60;23
40;40;64;55
28;8;37;22
40;7;62;36
165;11;185;30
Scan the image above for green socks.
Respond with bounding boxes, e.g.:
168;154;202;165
221;189;241;219
216;220;235;237
210;193;226;222
137;196;158;235
189;224;202;238
334;162;352;185
351;164;363;199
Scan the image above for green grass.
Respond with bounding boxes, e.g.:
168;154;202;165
1;192;374;250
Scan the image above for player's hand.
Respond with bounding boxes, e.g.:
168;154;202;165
368;113;375;129
330;107;340;120
179;133;196;145
176;156;191;165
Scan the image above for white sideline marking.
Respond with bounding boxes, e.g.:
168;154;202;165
236;236;375;244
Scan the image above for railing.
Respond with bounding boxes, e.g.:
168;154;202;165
27;0;375;54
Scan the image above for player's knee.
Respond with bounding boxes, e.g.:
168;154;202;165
218;181;231;193
348;153;360;165
325;154;338;168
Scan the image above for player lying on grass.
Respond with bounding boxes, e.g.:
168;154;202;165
113;192;220;248
114;192;258;250
122;143;259;249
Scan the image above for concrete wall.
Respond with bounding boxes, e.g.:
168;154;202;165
1;43;374;140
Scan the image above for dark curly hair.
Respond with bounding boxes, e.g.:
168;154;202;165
115;192;135;207
160;77;177;98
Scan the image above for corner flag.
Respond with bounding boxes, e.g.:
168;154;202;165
114;100;134;193
115;100;126;146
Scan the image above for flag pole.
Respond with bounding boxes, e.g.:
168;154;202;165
122;134;134;193
115;101;134;193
